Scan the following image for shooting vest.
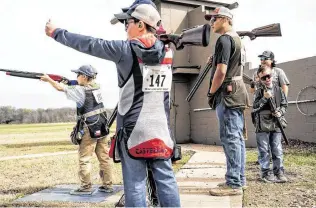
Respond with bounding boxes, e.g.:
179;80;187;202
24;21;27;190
115;41;174;160
210;31;249;109
252;84;283;133
77;84;109;139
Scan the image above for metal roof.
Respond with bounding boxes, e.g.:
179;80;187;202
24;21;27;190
153;0;238;10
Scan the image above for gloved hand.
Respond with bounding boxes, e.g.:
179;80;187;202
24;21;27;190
250;81;256;89
207;92;216;108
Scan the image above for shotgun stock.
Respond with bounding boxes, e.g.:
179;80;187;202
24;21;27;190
237;23;282;40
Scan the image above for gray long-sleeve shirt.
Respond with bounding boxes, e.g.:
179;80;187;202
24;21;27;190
52;28;134;87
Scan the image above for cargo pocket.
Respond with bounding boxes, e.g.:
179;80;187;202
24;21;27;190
259;114;276;132
222;81;247;109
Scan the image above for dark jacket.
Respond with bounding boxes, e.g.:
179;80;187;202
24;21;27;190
252;83;288;132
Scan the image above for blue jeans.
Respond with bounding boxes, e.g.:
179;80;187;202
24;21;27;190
256;132;284;175
118;141;180;207
216;102;246;188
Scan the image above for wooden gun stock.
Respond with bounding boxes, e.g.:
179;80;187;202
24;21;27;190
237;23;282;40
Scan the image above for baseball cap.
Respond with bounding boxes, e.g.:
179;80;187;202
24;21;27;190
111;0;157;25
205;7;233;20
71;65;98;78
122;0;157;13
258;51;275;60
114;4;161;29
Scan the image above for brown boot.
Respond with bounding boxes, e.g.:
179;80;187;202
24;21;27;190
209;184;243;196
218;182;248;190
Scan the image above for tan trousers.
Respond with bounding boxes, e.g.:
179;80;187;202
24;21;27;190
78;127;113;188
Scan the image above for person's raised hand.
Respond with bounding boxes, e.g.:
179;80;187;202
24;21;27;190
40;74;51;82
45;19;57;37
207;56;213;65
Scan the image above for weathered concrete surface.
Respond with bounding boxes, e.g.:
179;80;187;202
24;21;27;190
14;184;123;203
178;144;243;208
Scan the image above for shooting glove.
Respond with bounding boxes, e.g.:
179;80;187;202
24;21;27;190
207;92;217;110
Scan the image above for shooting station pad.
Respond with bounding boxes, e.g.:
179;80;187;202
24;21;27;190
14;184;124;203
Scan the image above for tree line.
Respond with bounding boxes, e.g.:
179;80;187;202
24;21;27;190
0;106;114;124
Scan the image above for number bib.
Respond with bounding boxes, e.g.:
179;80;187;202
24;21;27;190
142;65;172;92
92;89;103;104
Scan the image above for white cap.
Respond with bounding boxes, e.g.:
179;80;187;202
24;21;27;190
114;4;161;29
205;7;233;20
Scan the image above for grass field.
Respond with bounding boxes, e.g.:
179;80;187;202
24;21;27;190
0;123;117;157
243;141;316;207
0;123;193;207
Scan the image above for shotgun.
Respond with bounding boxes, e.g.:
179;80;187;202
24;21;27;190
159;24;211;50
186;23;282;102
107;104;117;129
0;69;76;85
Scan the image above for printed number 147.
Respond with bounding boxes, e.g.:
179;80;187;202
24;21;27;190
149;75;166;87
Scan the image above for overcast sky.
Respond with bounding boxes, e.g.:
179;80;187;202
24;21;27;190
0;0;315;109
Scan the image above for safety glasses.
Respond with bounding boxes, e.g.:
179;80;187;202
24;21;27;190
124;18;138;28
260;57;271;61
210;16;223;24
260;74;272;81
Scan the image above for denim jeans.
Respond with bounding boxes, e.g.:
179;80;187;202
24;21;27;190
256;132;284;175
118;141;181;207
216;102;246;188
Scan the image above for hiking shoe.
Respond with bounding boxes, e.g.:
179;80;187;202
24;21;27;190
275;173;288;183
98;185;114;193
209;185;243;196
218;182;248;190
261;173;275;183
69;186;93;195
